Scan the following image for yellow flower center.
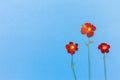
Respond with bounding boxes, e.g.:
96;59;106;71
71;45;75;49
87;27;92;32
102;46;107;50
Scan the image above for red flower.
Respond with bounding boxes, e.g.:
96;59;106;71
66;42;78;55
98;43;110;54
81;23;96;38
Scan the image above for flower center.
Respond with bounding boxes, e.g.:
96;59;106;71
102;46;107;50
70;45;75;49
87;27;92;32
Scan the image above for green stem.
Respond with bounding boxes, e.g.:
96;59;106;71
103;54;107;80
87;39;91;80
71;55;77;80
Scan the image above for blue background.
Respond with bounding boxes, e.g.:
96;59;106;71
0;0;119;80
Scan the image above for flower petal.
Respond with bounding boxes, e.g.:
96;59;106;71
107;45;110;48
85;23;91;27
101;50;105;54
81;24;88;34
69;42;73;44
87;31;94;37
75;43;78;47
91;25;96;31
106;49;109;53
101;43;107;45
98;45;102;49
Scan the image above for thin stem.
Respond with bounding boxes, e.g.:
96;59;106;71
103;54;107;80
87;39;91;80
71;55;77;80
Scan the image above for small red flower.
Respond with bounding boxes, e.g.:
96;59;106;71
98;43;110;54
66;42;78;55
81;23;96;38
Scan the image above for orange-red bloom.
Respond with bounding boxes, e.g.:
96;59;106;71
98;43;110;54
66;42;78;55
81;23;96;38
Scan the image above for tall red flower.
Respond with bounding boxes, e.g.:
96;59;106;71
66;42;78;55
98;43;110;54
81;23;96;38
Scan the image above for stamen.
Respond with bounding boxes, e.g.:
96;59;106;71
88;27;92;32
102;46;107;50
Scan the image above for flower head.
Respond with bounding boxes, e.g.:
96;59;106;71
81;23;96;38
66;42;78;55
98;43;110;54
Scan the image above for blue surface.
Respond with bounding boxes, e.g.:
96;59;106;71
0;0;119;80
